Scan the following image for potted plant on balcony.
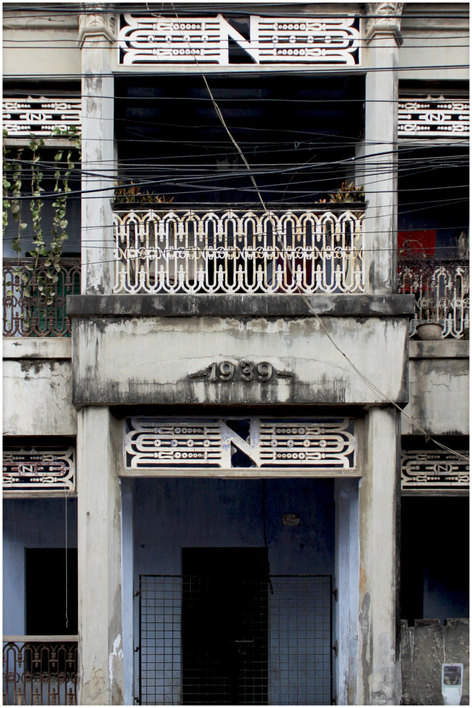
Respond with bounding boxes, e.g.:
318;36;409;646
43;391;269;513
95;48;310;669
328;181;365;205
112;181;174;208
318;181;365;215
415;289;444;340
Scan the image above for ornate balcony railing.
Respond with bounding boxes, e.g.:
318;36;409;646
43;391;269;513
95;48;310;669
113;207;364;295
398;259;469;338
3;637;78;705
3;259;81;337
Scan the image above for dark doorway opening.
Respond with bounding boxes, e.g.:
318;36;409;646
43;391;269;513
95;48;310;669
182;548;269;705
25;548;78;635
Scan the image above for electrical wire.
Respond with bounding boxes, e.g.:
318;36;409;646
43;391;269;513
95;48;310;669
152;7;470;464
3;62;470;79
3;3;469;463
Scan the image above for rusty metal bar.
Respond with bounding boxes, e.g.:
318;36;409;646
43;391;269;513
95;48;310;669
3;259;80;338
3;638;78;705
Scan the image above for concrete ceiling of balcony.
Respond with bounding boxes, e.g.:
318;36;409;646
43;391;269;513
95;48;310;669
115;74;364;204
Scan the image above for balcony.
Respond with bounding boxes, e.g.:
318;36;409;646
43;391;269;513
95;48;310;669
3;259;80;337
3;637;78;705
113;206;364;295
398;259;469;339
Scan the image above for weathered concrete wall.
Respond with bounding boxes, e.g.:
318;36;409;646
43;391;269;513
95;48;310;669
399;5;469;80
71;311;410;407
3;12;81;76
401;619;469;705
403;341;469;435
3;354;76;436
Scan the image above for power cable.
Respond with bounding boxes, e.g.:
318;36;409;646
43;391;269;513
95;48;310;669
3;62;470;79
153;6;470;464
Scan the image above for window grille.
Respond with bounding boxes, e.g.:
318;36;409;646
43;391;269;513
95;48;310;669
138;574;332;705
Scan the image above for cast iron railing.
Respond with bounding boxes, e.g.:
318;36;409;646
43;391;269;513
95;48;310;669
3;259;80;337
3;637;78;705
398;259;469;338
113;207;364;295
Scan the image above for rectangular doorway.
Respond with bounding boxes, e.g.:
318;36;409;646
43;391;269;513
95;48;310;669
138;570;333;705
182;548;269;705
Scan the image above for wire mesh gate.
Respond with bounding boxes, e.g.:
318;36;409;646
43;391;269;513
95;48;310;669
138;574;332;705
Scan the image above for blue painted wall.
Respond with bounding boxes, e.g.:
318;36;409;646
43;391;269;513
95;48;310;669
134;478;334;575
3;498;77;634
133;478;335;704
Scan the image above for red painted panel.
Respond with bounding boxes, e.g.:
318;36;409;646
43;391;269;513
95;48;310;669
398;229;436;257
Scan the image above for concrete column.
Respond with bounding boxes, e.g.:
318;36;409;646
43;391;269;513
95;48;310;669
358;407;401;704
363;3;403;294
77;407;124;704
334;478;359;705
79;10;116;294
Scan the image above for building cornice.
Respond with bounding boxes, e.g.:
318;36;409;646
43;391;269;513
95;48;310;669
79;9;116;47
366;2;404;46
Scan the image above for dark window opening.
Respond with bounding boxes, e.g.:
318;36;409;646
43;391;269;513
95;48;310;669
401;498;469;625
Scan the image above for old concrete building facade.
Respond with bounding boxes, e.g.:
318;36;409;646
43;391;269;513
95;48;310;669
2;2;469;705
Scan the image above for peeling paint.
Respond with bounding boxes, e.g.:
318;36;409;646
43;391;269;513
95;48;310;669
108;633;124;684
359;592;371;702
71;316;410;406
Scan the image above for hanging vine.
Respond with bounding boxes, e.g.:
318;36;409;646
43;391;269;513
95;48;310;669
3;138;28;257
3;126;81;304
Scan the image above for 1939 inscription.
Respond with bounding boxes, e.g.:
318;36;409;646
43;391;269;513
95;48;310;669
209;360;273;382
189;360;295;384
189;360;290;383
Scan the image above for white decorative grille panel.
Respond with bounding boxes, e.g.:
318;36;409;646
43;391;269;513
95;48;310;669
398;98;469;137
401;450;469;491
254;16;360;64
125;417;356;470
113;208;364;295
3;447;75;491
3;97;82;137
118;14;360;65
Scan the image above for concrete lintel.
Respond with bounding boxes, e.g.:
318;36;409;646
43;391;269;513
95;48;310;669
3;137;80;149
3;337;72;360
67;294;416;319
3;491;77;499
409;339;469;359
118;467;363;479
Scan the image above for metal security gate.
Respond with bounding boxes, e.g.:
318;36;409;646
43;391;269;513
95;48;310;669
138;574;332;705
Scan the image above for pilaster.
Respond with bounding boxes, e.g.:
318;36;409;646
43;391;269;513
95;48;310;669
363;3;403;294
358;406;401;704
77;407;124;704
79;9;116;294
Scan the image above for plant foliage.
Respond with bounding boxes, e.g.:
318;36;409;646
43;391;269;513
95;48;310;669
3;126;81;304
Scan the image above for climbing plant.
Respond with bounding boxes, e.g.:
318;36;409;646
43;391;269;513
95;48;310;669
3;126;81;303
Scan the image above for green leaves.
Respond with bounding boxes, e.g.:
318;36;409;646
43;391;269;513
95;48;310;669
3;143;27;253
3;126;81;303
